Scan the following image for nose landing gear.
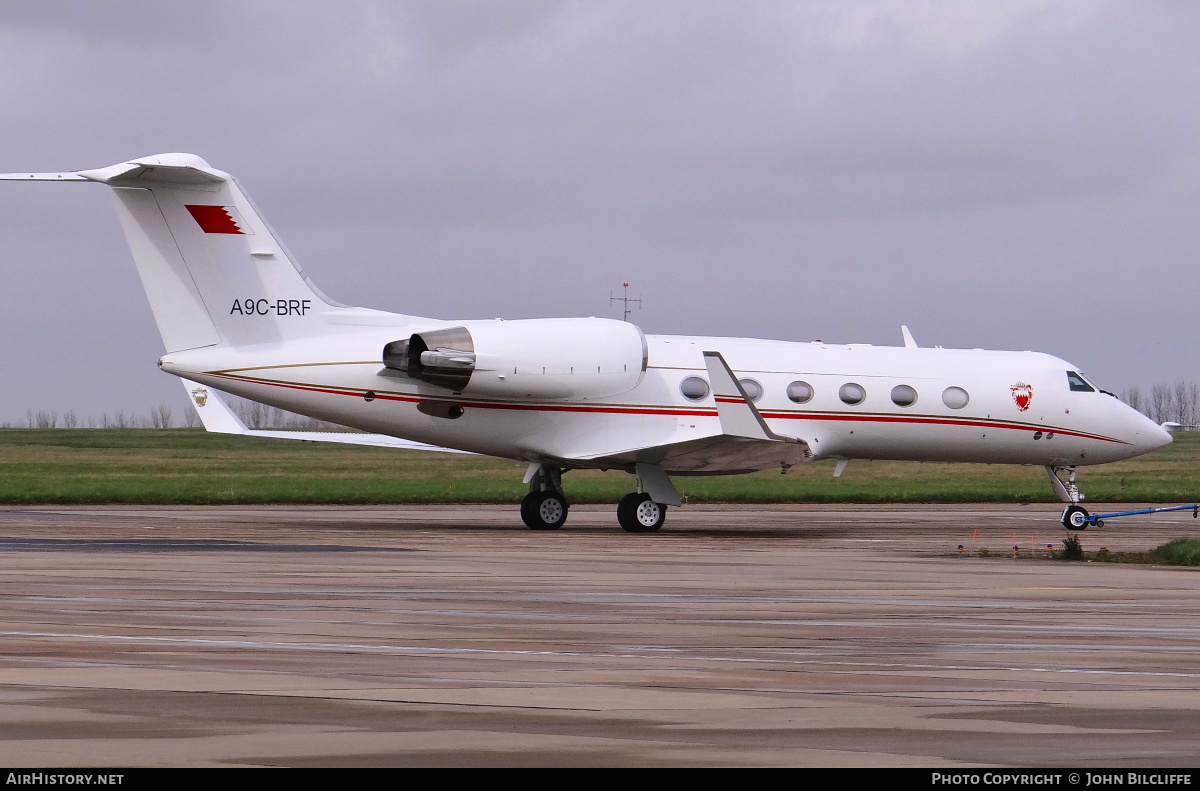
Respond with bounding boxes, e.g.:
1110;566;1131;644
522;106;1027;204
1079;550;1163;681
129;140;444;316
1047;465;1093;530
1061;504;1091;531
1048;465;1199;530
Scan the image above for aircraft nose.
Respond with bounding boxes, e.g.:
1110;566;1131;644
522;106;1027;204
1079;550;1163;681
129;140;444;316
1109;399;1173;455
1148;421;1175;449
1131;411;1174;452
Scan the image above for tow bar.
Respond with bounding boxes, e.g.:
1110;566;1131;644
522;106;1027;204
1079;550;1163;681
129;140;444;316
1061;503;1200;530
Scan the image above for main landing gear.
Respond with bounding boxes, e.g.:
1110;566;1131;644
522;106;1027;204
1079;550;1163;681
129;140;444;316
520;463;675;533
520;490;569;530
521;464;569;530
617;492;666;533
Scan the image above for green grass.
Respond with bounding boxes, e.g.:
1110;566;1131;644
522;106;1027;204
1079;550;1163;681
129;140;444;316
1058;537;1200;566
1148;537;1200;565
0;428;1196;505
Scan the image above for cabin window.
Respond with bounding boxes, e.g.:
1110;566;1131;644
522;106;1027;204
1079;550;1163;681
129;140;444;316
1067;371;1095;392
942;386;969;409
738;378;763;402
680;376;710;400
839;383;866;405
890;384;918;407
786;381;814;404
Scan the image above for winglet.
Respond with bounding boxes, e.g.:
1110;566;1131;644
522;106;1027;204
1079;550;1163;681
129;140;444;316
901;325;918;348
701;351;780;441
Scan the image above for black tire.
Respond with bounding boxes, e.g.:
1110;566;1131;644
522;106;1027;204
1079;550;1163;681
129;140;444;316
617;492;666;533
521;490;568;530
1061;504;1090;531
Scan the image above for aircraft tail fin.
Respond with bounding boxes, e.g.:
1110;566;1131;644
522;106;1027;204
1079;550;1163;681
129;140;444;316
4;154;340;353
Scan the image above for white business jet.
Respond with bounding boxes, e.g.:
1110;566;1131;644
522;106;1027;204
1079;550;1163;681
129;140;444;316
1;154;1172;533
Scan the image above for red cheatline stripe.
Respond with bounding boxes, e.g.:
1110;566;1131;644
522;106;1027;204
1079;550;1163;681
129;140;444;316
703;395;1120;443
760;411;1126;444
206;373;1126;444
208;373;708;417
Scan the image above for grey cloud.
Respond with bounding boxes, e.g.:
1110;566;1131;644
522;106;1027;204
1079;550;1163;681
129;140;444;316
1;1;1198;422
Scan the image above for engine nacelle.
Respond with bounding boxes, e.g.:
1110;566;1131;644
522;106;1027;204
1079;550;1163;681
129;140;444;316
383;318;647;400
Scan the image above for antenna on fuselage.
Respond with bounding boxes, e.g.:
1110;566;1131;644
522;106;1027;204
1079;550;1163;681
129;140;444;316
610;282;642;322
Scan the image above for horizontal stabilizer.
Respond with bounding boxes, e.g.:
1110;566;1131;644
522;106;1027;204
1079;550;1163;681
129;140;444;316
0;172;88;181
1;154;223;185
78;154;226;186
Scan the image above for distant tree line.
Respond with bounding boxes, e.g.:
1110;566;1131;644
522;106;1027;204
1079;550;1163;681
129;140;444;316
3;394;344;431
1121;381;1199;427
2;406;185;430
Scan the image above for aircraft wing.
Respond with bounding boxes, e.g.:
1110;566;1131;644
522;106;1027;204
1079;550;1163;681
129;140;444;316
528;351;813;474
572;433;810;475
181;380;472;453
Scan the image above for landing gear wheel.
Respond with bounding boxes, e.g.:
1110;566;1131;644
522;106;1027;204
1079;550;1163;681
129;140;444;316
617;492;666;533
1061;504;1090;531
521;490;568;530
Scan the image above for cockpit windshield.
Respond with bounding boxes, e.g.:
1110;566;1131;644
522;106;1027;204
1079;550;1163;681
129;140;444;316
1067;371;1095;392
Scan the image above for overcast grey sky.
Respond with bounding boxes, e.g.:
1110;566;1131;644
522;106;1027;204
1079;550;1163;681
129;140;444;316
1;1;1197;422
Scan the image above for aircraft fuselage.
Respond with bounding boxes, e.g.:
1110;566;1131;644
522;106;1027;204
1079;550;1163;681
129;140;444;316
161;318;1170;474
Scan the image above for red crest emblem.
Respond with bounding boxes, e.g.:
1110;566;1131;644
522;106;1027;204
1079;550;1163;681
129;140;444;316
1010;382;1033;412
